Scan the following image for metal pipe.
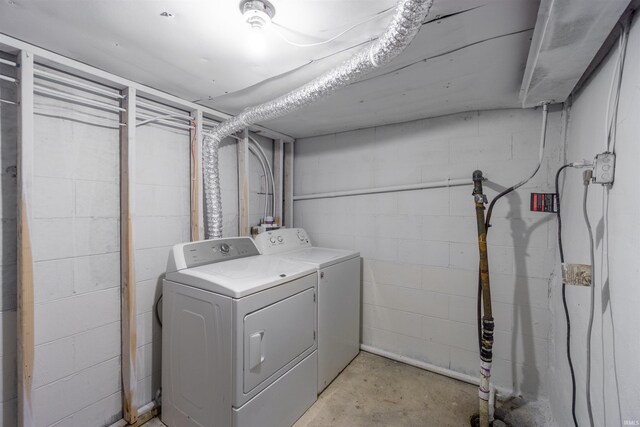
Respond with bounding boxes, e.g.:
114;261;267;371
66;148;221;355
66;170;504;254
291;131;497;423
0;57;17;67
34;85;125;112
472;170;493;427
0;98;17;105
0;74;17;83
203;0;434;238
34;68;123;99
136;113;194;130
136;112;193;127
294;178;472;201
137;100;193;120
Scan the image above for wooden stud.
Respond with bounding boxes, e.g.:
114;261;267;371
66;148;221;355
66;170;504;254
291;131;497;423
120;87;138;423
238;129;250;236
283;141;295;227
17;49;35;427
190;110;204;241
273;139;284;226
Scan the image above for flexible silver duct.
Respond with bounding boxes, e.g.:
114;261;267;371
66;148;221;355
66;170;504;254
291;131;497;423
203;0;433;238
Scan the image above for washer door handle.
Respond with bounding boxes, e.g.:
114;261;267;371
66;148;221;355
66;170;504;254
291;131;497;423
249;331;265;371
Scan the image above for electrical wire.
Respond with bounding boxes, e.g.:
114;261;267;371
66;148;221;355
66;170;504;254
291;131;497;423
270;7;394;48
555;163;579;427
477;103;550;352
248;143;271;221
485;103;549;229
248;135;276;219
583;172;595;427
606;19;631;153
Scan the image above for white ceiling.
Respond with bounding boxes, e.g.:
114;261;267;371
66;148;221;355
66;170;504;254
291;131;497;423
0;0;540;138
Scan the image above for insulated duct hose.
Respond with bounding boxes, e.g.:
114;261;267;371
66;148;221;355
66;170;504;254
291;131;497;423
202;0;434;238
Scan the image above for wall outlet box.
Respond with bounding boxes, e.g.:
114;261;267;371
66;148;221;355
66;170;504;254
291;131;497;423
562;263;592;287
592;152;615;185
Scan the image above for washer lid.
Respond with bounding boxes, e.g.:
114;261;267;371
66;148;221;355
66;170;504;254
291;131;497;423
281;247;360;268
166;254;316;298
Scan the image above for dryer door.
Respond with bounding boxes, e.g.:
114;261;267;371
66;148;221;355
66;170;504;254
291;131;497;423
243;287;316;393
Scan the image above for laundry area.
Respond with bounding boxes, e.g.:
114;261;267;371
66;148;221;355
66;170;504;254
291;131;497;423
0;0;639;426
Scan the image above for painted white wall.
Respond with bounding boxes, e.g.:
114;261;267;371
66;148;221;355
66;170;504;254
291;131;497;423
548;15;640;427
30;80;122;426
294;108;564;397
134;113;191;409
0;55;18;426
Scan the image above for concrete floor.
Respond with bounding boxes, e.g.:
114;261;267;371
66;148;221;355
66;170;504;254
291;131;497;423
293;352;478;427
146;351;552;427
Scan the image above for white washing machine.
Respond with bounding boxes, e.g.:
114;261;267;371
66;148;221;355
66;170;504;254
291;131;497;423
162;237;318;427
255;228;361;393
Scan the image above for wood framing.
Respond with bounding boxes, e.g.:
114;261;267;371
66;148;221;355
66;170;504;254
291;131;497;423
273;139;284;226
190;110;204;241
0;33;294;143
17;49;35;427
120;87;138;423
283;141;294;227
238;129;250;236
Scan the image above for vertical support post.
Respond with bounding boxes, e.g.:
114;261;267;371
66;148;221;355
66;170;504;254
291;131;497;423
17;49;34;427
120;87;138;423
190;109;204;241
238;129;250;236
273;139;284;226
283;140;294;227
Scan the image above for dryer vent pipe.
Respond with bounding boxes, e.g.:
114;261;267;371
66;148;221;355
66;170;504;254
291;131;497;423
202;0;434;238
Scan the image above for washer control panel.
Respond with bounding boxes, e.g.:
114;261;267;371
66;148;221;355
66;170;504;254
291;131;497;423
255;228;312;254
168;237;261;271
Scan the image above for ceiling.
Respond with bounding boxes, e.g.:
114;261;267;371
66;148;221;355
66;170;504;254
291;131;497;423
0;0;541;137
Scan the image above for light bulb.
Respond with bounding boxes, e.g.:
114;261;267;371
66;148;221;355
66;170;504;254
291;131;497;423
246;27;267;59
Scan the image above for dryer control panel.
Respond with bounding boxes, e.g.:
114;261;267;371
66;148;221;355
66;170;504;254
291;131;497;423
255;228;312;254
167;237;261;271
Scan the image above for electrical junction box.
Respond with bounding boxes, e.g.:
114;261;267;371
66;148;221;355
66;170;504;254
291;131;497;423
530;193;557;213
592;152;615;185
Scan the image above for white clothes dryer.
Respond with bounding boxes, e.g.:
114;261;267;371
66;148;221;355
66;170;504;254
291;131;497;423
162;237;318;427
254;228;361;393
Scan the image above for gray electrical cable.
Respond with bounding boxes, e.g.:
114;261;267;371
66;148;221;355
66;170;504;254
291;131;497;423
248;144;270;221
248;135;276;219
583;171;595;427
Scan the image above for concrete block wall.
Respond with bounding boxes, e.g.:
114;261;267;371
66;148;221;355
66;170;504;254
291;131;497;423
0;56;18;426
31;83;122;426
294;108;563;397
548;16;640;426
134;114;191;408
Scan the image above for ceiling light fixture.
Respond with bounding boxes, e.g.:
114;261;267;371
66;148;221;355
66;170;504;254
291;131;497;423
239;0;275;30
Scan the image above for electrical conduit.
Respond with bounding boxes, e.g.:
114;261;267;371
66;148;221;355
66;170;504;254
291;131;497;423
202;0;434;238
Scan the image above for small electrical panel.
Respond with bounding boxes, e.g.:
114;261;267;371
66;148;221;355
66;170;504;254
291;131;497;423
562;263;592;287
530;193;557;213
592;152;615;185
